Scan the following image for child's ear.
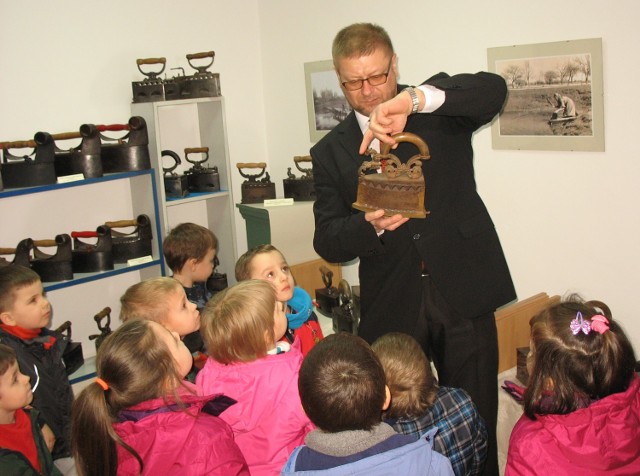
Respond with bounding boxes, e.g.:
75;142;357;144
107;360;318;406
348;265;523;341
382;385;391;411
187;258;199;271
0;311;16;326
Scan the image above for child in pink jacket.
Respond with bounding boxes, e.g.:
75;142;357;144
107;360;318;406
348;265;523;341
196;279;314;476
506;295;640;475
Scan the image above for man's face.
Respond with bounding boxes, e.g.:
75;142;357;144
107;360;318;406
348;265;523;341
335;49;398;117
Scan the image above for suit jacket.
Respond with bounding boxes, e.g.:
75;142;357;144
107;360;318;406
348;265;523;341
311;72;516;342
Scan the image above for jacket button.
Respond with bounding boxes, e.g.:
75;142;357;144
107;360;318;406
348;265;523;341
412;234;421;240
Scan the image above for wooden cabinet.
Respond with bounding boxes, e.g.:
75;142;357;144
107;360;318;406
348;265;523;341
131;97;238;282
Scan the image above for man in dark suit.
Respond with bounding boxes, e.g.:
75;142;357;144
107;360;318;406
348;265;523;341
311;23;516;476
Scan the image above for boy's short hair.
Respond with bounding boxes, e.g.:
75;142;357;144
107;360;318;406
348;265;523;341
163;223;218;273
0;343;17;377
0;265;40;313
200;280;276;364
372;332;438;419
234;244;280;282
119;277;182;323
299;332;386;432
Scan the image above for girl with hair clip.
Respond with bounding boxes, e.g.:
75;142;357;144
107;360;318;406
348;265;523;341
196;280;314;476
71;319;249;476
506;294;640;476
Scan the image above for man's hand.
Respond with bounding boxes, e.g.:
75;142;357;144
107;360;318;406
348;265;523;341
360;89;418;154
365;209;409;234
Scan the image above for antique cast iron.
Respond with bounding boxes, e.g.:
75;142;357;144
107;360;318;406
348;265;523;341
0;238;34;268
53;124;103;179
106;214;153;263
315;265;340;315
237;162;276;204
55;320;84;375
99;116;151;173
89;307;113;352
162;149;189;199
0;132;57;189
331;279;360;335
31;234;74;282
71;225;114;273
283;155;315;201
353;132;431;218
179;51;221;99
184;147;220;193
131;57;179;103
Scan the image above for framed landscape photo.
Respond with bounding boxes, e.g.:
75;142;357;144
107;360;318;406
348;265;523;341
488;38;604;151
304;59;352;142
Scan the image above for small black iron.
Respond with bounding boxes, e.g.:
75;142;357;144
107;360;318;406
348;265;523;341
283;155;315;201
237;162;276;204
315;265;340;315
71;225;114;273
31;234;73;282
89;307;112;352
162;149;189;199
184;147;220;193
106;214;153;264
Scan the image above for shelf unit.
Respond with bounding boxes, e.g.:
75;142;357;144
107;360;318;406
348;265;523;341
0;169;165;368
131;97;238;282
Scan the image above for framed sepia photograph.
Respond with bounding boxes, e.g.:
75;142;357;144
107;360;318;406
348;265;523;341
488;38;604;151
304;59;352;142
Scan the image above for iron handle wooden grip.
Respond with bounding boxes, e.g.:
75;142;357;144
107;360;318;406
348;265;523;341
184;147;209;154
186;51;214;60
136;57;166;65
0;247;16;254
236;162;266;169
94;307;111;321
0;140;36;149
380;132;430;157
293;156;312;163
104;219;137;228
33;239;57;247
71;231;98;238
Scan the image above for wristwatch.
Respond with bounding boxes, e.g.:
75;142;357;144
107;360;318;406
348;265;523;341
404;86;419;114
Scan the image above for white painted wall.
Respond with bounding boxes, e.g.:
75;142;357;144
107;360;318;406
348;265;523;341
2;0;639;353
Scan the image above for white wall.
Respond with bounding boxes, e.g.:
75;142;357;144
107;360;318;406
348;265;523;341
255;0;640;351
2;0;639;353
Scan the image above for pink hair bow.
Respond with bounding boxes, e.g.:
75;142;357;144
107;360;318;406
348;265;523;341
590;314;610;334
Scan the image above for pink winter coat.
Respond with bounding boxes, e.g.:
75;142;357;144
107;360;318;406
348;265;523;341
113;384;249;476
196;338;314;476
506;375;640;475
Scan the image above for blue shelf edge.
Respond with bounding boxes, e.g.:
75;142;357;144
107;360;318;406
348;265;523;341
69;356;96;385
44;259;162;292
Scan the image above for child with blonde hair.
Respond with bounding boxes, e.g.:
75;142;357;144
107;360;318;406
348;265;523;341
506;294;639;475
71;319;248;476
120;277;201;378
235;244;323;356
196;279;313;476
372;332;487;476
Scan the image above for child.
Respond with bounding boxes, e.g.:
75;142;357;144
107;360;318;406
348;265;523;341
235;244;323;356
120;277;202;378
163;223;219;357
71;319;249;476
0;265;74;463
282;332;453;475
196;279;313;476
506;295;640;475
371;332;487;476
0;343;61;475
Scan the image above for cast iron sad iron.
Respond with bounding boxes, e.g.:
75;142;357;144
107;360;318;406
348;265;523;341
55;320;84;375
283;155;315;201
184;147;220;193
206;255;228;296
105;214;153;264
315;265;339;315
31;234;74;282
353;132;431;218
0;238;34;268
179;51;221;99
99;116;151;173
237;162;276;204
89;307;112;352
0;132;57;189
53;124;103;179
162;149;189;199
331;279;361;335
71;225;114;273
132;57;180;103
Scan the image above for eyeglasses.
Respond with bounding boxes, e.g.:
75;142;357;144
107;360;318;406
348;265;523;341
340;59;393;91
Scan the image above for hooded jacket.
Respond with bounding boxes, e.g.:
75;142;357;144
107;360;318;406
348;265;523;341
506;375;640;475
113;389;249;476
196;338;314;476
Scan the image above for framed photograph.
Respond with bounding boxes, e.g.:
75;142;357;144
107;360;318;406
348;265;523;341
304;59;352;142
487;38;604;151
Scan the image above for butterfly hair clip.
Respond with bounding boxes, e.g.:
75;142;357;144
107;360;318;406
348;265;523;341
570;311;591;335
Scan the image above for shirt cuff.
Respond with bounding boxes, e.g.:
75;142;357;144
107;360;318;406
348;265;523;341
417;84;445;113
